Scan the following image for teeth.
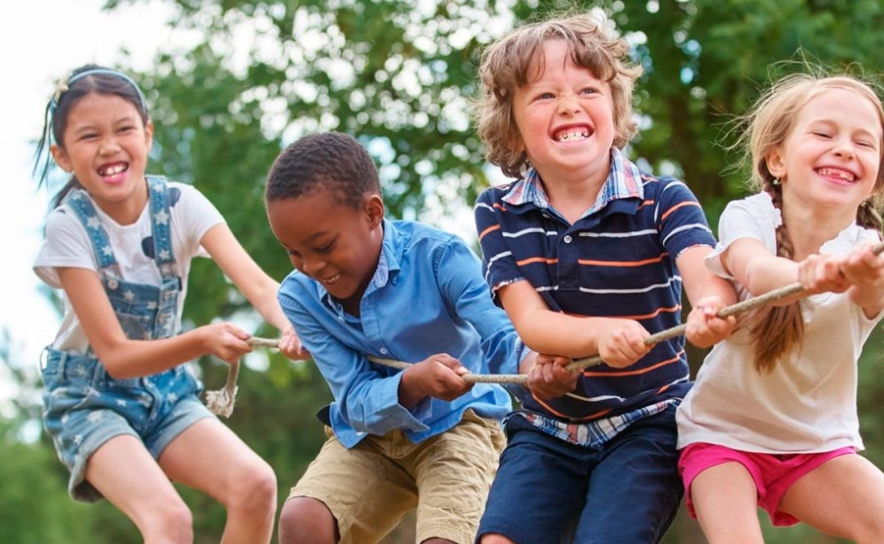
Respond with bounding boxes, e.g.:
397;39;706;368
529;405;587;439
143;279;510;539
556;130;588;142
818;167;854;181
100;164;126;176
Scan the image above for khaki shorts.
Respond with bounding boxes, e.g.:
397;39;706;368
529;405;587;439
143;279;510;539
288;410;506;544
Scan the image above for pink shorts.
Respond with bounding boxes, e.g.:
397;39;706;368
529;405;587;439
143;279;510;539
678;442;854;526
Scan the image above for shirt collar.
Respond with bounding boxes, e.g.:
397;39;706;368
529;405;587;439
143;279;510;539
501;148;644;218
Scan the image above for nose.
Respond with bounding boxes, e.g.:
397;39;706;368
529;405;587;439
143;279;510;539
832;136;856;159
99;138;121;156
299;255;326;278
557;93;580;114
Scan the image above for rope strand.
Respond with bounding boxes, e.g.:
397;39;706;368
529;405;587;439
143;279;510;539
205;240;884;416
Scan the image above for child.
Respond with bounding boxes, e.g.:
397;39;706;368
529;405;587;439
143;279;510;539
33;65;308;544
472;13;737;544
264;131;530;544
676;73;884;543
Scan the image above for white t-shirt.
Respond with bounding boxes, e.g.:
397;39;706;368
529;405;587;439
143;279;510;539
676;192;882;453
33;181;224;354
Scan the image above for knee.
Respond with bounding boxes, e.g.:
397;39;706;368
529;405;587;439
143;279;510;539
228;458;277;514
145;500;193;543
278;497;336;544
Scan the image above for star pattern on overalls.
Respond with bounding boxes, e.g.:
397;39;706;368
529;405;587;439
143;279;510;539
158;249;171;261
87;411;104;423
123;290;135;302
147;301;158;310
153;210;170;225
116;399;127;407
87;216;101;230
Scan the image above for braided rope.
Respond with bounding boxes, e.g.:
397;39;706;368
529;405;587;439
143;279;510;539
205;241;884;416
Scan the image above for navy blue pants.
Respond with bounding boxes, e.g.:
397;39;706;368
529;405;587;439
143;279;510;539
476;406;682;544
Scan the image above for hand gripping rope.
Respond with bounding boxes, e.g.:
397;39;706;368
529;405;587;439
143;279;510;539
204;242;884;417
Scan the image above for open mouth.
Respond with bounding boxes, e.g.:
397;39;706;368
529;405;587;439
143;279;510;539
817;167;856;183
553;128;591;142
98;162;128;178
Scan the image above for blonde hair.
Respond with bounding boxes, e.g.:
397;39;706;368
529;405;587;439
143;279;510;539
474;12;643;179
735;73;884;372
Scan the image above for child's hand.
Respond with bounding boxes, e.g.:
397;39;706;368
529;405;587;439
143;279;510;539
520;352;578;400
686;296;736;349
595;319;650;368
401;354;472;404
841;243;884;312
277;323;311;361
797;253;850;295
200;322;253;365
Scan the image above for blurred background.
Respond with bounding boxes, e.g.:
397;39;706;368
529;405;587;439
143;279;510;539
3;0;884;542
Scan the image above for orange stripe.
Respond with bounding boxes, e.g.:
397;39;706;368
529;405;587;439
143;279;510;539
661;200;700;221
561;305;681;320
478;224;500;241
516;257;558;266
637;199;654;210
582;352;682;378
534;397;613;421
492;203;507;211
578;253;668;267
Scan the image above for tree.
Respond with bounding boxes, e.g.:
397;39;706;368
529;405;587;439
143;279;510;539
26;0;882;542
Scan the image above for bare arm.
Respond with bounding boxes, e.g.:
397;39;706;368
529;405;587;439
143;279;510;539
200;223;309;359
497;279;649;367
677;245;737;348
58;267;252;379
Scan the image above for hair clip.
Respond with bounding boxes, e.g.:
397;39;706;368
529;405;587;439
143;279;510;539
52;73;72;105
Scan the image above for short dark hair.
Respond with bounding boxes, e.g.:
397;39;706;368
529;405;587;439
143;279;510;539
265;132;381;209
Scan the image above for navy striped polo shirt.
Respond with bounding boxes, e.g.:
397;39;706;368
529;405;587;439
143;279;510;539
475;150;716;421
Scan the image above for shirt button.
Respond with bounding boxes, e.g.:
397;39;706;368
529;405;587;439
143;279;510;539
380;348;388;355
563;235;573;244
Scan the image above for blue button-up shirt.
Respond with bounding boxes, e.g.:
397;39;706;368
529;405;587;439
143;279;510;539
278;219;519;448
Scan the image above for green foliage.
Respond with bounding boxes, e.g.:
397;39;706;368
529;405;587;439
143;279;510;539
7;0;884;542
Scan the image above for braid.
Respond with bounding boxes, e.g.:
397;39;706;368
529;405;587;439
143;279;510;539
747;186;805;373
857;200;884;235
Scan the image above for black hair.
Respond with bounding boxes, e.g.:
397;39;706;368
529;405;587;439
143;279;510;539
34;64;150;207
264;132;381;209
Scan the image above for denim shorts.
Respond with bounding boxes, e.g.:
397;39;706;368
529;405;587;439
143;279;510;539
477;406;682;544
41;349;214;502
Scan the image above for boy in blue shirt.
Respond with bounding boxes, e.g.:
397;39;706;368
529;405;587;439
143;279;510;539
472;13;737;544
265;131;526;544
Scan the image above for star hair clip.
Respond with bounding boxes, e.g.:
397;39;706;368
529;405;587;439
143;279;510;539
52;73;72;104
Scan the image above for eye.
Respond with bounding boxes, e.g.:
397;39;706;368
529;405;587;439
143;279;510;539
79;132;98;141
812;131;832;139
315;241;335;254
119;124;136;134
579;87;598;95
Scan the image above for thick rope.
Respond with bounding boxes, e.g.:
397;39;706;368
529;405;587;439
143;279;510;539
205;241;884;416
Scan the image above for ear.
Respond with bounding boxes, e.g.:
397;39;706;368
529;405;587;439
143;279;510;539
144;119;154;152
50;144;72;173
766;147;787;180
364;194;385;228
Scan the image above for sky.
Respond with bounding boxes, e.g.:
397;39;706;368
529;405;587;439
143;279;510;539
0;0;187;411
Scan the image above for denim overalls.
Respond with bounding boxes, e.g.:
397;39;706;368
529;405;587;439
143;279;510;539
41;176;212;502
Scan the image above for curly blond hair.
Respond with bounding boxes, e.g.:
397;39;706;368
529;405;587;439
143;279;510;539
474;13;642;179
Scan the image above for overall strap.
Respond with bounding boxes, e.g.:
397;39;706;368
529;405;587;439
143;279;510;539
62;189;117;269
146;176;177;276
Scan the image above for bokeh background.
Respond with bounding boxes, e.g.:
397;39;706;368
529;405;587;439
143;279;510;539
3;1;884;542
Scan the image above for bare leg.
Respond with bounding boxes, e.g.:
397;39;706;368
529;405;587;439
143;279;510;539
690;462;764;544
278;496;338;544
85;434;193;544
780;453;884;544
159;418;277;544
